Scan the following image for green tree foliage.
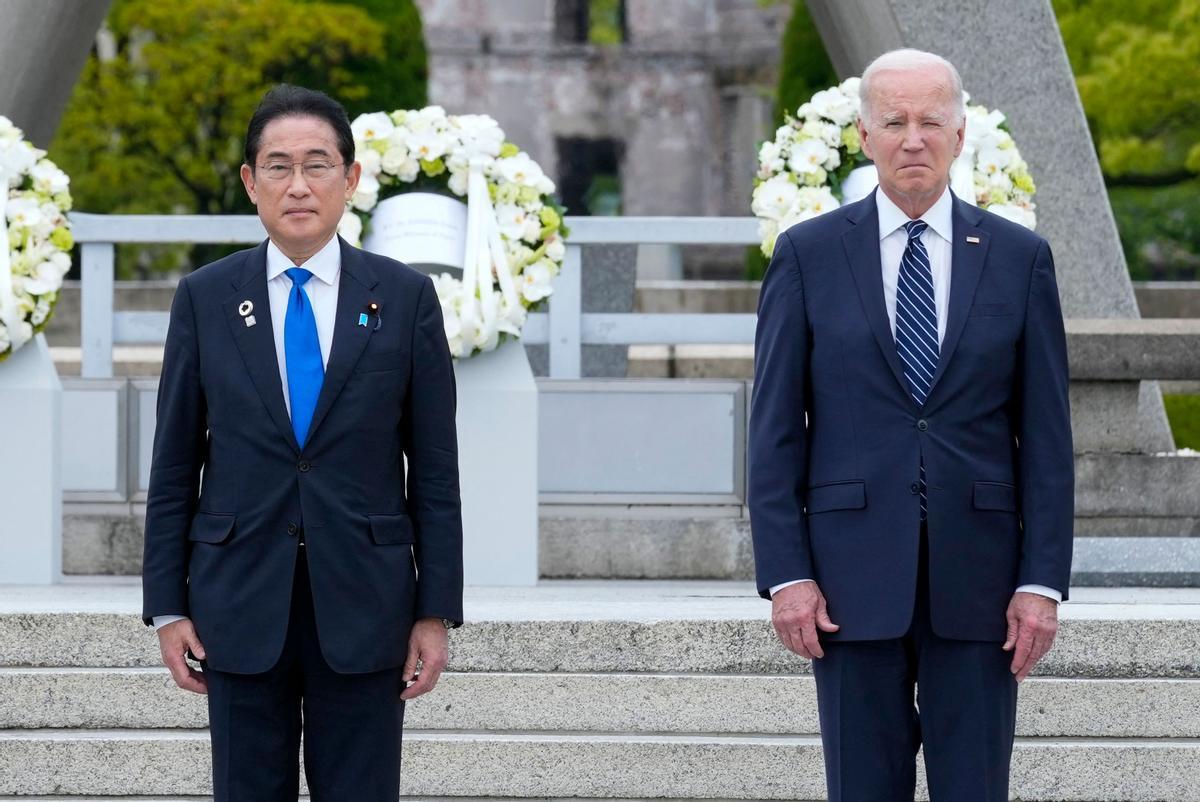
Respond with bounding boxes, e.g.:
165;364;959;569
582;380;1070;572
1054;0;1200;184
1054;0;1200;279
49;0;427;275
748;0;838;277
296;0;428;118
775;1;838;124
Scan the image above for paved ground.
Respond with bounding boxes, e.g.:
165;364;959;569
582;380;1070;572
2;578;1198;620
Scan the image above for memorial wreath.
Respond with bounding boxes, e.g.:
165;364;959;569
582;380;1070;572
751;77;1037;258
339;106;568;359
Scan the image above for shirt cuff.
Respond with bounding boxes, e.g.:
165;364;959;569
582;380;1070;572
152;615;189;631
1015;584;1062;603
769;579;814;598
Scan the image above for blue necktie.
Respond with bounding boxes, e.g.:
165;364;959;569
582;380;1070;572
894;220;938;520
284;268;324;448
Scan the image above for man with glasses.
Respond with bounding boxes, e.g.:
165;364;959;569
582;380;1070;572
142;84;463;800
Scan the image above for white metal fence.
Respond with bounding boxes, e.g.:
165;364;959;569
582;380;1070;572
69;213;762;380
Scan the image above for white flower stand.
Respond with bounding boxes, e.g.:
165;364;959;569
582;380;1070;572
452;337;538;585
0;335;62;583
365;194;539;585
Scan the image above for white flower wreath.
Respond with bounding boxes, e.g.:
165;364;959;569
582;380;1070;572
339;107;568;359
752;78;1037;257
0;115;73;362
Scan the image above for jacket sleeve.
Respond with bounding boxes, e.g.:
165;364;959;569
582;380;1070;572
401;275;465;625
748;230;815;599
1014;240;1075;598
142;277;207;625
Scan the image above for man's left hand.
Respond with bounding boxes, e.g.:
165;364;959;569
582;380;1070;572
400;618;449;700
1002;591;1059;682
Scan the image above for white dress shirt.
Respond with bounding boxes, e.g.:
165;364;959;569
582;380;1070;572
769;188;1061;604
152;236;342;631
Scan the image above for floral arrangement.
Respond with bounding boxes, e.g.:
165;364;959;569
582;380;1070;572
340;106;568;358
751;78;1037;257
0;115;73;362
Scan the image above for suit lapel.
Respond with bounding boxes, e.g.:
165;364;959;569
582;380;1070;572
841;193;914;404
302;238;380;448
223;241;300;454
927;196;990;398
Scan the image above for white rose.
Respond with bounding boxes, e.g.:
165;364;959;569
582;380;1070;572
808;87;858;127
391;159;417;183
800;119;842;149
494;203;530;241
407;129;448;162
5;197;42;229
351;112;395;143
787;139;833;176
975;146;1013;176
356;147;383;176
453;114;504;159
495;153;545;188
0;140;37;179
758;140;786;173
337;209;363;246
545;235;566;262
521;259;555;303
752;175;800;221
30;162;69;194
379;146;408;175
778;186;840;232
350;188;377;212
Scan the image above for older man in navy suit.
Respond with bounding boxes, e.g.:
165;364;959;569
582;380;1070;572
142;85;463;800
749;50;1073;801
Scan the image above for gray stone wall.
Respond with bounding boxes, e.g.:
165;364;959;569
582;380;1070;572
416;0;788;217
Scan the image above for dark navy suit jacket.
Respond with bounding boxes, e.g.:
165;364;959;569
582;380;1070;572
142;237;463;674
748;191;1073;643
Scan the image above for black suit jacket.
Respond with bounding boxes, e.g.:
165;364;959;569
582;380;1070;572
142;237;463;674
748;192;1074;642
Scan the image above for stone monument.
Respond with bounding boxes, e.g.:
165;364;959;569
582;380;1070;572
806;0;1174;452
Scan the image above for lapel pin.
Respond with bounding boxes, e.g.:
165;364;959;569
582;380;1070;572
966;236;981;244
358;313;369;327
244;315;256;327
367;301;382;331
238;300;256;327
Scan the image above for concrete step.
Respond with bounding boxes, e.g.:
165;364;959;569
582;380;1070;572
0;729;1196;800
1;582;1199;679
1;668;1197;739
63;505;1200;583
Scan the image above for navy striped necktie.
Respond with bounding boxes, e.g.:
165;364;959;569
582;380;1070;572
894;219;938;520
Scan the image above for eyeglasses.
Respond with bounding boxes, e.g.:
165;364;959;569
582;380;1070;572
256;161;344;182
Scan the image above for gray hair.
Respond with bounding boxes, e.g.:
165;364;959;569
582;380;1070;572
859;49;965;124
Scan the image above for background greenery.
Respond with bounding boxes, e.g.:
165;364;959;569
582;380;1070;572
761;0;1200;282
49;0;426;277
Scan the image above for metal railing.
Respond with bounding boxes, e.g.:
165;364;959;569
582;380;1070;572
69;213;762;380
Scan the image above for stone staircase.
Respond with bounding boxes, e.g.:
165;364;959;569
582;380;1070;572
1;580;1197;800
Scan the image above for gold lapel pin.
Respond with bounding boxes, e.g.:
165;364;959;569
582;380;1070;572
966;236;981;244
238;300;256;327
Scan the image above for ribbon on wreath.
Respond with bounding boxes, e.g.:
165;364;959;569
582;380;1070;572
459;156;523;343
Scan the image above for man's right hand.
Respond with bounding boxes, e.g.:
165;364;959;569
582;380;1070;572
157;619;208;694
771;581;840;659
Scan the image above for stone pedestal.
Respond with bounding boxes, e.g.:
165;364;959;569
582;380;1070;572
0;335;62;583
454;338;538;585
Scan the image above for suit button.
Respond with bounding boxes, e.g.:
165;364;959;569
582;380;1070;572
910;482;920;494
287;523;298;536
298;460;311;472
917;419;929;431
